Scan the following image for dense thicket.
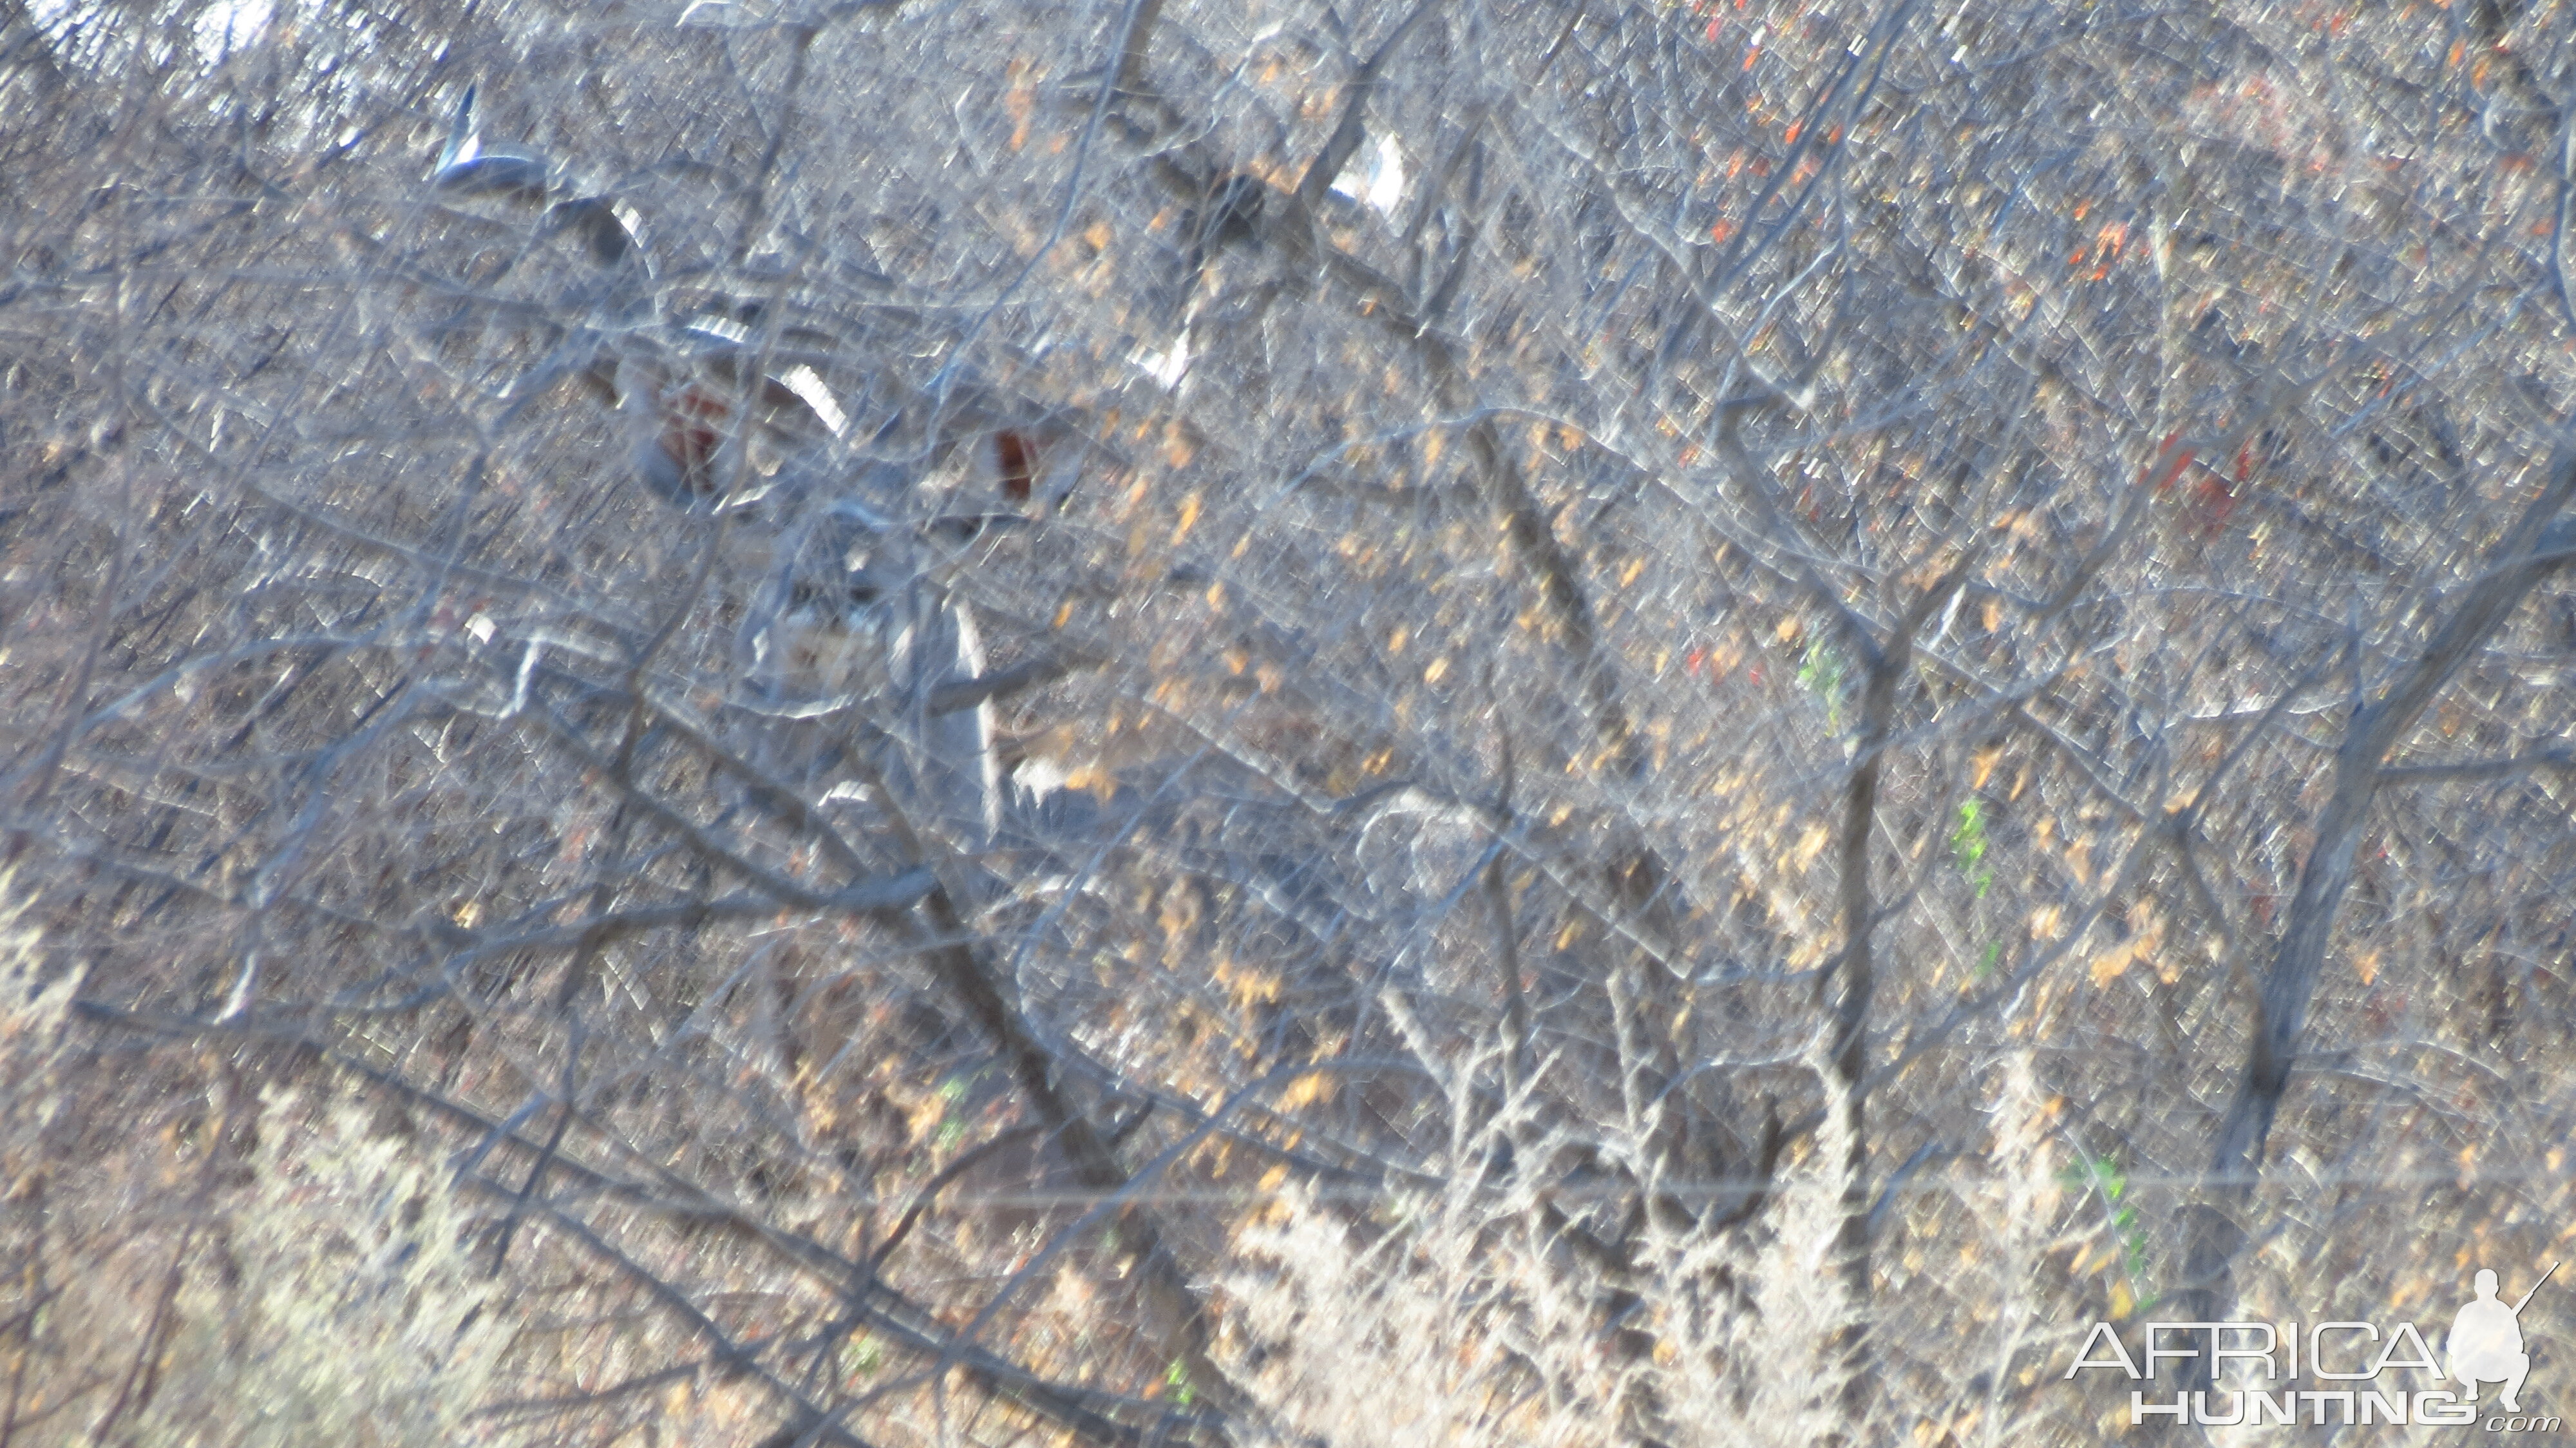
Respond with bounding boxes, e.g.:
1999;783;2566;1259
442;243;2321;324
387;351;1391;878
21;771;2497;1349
5;0;2574;1442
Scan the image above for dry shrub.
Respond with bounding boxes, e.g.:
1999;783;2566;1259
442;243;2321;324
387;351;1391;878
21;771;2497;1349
1216;1062;1872;1448
119;1092;504;1448
3;878;500;1447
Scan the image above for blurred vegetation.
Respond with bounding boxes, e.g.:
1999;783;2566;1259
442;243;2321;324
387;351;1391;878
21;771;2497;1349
5;0;2575;1442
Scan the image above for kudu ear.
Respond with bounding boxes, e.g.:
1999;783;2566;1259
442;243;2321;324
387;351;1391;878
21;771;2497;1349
976;420;1090;511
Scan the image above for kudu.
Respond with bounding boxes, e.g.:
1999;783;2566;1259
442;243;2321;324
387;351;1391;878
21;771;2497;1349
420;82;1150;1270
420;93;1286;1346
424;82;1089;853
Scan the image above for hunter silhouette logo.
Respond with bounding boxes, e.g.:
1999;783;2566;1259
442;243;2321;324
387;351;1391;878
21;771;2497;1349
2067;1259;2562;1429
2450;1263;2555;1415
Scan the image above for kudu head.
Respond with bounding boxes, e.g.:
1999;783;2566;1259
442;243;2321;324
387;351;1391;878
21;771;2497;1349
422;81;1078;848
